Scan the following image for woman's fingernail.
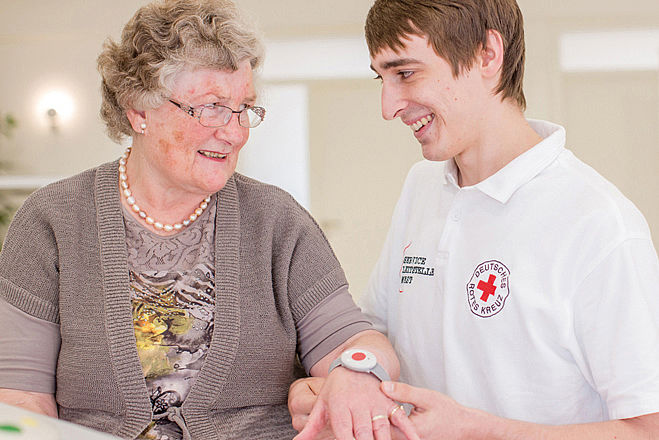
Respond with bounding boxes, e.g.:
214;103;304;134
382;381;394;393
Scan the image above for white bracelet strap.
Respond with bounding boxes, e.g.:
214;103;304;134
328;349;391;382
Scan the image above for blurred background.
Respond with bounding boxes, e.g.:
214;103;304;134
0;0;658;298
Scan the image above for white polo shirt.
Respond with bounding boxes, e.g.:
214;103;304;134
360;120;659;424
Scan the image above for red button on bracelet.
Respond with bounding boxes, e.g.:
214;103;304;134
352;352;367;361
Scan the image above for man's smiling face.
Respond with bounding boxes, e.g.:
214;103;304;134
371;34;489;162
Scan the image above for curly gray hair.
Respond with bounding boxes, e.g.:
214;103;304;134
97;0;264;142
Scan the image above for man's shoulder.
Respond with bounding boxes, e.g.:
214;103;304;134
407;159;446;180
546;150;650;238
400;160;448;194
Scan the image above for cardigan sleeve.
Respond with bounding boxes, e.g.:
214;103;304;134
0;191;60;323
234;174;376;373
296;285;372;373
267;189;373;369
279;203;350;323
0;192;62;393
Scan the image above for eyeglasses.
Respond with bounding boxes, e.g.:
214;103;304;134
168;99;266;128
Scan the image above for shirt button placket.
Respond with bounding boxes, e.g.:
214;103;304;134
449;190;463;222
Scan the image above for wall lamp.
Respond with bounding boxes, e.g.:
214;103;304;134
37;90;75;131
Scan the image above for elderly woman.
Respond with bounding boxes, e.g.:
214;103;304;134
0;1;417;439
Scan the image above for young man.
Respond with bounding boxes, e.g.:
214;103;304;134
289;0;659;439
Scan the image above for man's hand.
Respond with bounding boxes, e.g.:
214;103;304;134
380;381;477;440
381;381;659;440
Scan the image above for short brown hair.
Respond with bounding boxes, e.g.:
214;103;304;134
365;0;526;109
97;0;263;142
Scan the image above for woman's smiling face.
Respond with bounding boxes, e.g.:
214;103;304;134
137;60;256;198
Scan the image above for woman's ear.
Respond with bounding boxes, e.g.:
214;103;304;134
479;29;505;80
126;109;147;134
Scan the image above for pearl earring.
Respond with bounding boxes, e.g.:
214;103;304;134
140;123;147;134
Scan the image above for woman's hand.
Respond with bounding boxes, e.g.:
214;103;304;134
289;377;327;434
291;372;419;440
293;330;418;439
0;389;58;418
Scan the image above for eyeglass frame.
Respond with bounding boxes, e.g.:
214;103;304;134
167;99;266;128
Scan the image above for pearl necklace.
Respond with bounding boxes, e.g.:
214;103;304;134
118;147;211;233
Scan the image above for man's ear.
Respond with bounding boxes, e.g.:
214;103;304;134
479;29;505;80
126;108;147;134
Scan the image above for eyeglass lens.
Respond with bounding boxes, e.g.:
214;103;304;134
199;106;263;128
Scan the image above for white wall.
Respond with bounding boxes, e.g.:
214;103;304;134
237;84;310;208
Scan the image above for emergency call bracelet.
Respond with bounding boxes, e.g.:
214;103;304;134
328;348;391;382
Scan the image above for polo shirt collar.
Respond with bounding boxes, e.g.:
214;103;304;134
444;119;566;203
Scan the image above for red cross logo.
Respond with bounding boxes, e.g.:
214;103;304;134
466;260;510;318
477;274;497;301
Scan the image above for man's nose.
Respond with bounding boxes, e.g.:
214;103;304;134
380;83;405;121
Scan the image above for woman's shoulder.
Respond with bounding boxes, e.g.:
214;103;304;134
231;172;320;230
37;167;98;195
3;163;112;254
19;163;111;217
233;172;290;194
232;172;304;211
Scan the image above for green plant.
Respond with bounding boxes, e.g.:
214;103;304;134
0;112;17;137
0;112;18;246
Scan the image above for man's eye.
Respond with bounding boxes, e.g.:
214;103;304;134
399;71;414;79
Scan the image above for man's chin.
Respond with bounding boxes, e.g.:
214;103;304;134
420;144;448;162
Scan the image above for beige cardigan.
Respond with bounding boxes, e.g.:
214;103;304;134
0;161;351;439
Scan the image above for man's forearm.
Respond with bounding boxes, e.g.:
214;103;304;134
483;410;659;440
